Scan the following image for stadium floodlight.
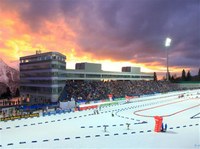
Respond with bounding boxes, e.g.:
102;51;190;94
165;37;171;47
165;37;172;81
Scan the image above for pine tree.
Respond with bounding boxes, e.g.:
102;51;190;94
168;72;171;81
198;68;200;80
171;76;175;82
153;72;157;81
186;71;192;81
182;69;186;81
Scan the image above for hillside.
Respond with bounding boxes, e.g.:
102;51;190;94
0;58;19;95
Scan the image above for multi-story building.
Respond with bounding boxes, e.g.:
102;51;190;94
20;51;153;102
20;51;66;103
63;63;153;80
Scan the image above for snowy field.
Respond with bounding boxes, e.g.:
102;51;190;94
0;89;200;149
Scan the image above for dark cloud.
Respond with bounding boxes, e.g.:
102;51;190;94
20;1;59;30
1;0;200;71
62;0;199;69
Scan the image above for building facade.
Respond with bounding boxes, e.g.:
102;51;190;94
20;51;66;103
20;51;153;102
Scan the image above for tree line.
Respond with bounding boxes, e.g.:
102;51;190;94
154;68;200;82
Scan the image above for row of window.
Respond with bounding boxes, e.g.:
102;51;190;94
20;55;65;63
20;80;66;85
21;71;153;79
20;63;66;71
21;72;56;78
66;74;153;79
20;86;63;94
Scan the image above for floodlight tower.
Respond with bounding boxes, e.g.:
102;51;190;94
165;37;172;81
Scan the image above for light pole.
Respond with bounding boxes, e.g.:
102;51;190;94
165;37;171;81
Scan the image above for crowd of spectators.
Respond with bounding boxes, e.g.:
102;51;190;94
64;80;185;102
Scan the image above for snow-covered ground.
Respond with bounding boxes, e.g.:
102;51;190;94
0;89;200;149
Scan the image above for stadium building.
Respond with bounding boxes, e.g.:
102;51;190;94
20;51;153;102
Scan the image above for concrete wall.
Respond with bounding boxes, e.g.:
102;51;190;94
75;62;102;72
176;83;200;89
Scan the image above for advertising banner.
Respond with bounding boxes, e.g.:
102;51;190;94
1;113;39;121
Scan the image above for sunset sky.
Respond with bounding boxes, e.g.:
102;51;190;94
0;0;199;78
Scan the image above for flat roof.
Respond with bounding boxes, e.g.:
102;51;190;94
20;52;66;60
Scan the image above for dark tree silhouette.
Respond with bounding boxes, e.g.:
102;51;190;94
171;75;175;82
186;71;192;81
153;72;157;81
168;72;171;81
182;69;186;81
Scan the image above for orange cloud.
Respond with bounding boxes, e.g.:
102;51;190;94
0;7;182;79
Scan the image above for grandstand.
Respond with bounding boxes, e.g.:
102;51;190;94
59;80;184;102
20;51;153;103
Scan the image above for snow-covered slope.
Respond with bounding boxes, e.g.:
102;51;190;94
0;90;199;148
0;58;19;94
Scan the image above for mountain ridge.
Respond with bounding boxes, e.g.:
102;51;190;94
0;58;19;96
